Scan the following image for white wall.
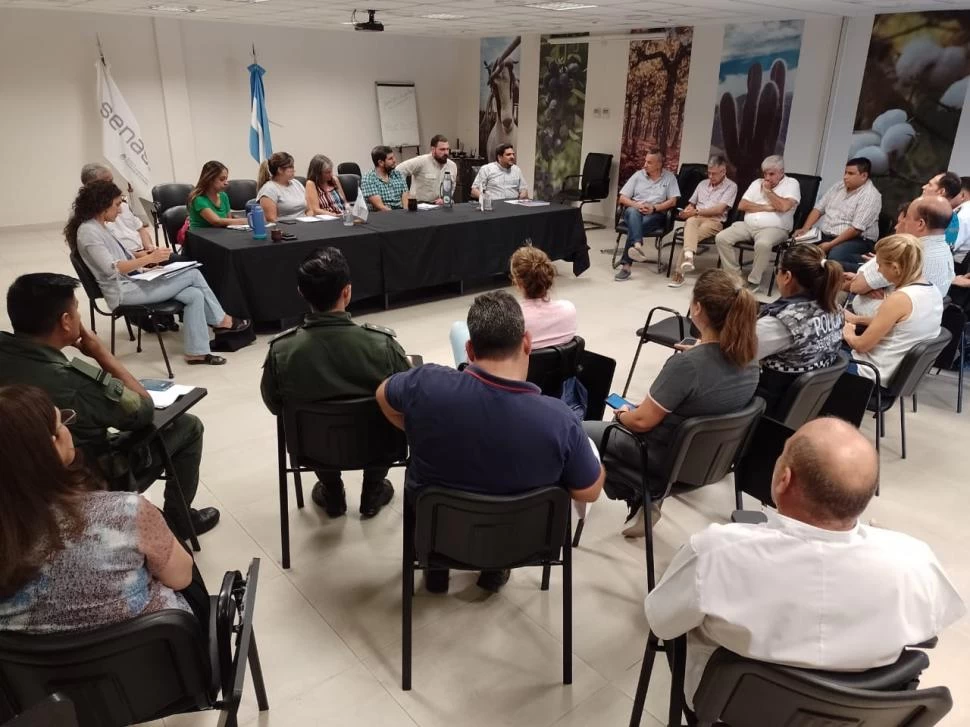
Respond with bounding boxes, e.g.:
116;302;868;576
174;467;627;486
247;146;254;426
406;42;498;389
0;7;462;227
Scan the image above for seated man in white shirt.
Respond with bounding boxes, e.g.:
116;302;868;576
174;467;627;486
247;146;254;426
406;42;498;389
80;163;155;254
715;155;801;292
645;417;965;711
848;196;955;319
471;144;529;203
395;134;458;205
792;157;882;273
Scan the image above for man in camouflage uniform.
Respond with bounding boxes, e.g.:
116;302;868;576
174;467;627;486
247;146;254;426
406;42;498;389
0;273;217;537
261;247;411;518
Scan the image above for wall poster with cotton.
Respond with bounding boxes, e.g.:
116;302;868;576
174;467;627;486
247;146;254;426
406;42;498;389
850;11;970;218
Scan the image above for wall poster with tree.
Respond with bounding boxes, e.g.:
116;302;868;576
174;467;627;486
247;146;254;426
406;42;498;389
850;11;970;218
619;28;693;189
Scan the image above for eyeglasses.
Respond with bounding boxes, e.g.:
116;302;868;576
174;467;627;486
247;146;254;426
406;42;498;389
59;409;77;427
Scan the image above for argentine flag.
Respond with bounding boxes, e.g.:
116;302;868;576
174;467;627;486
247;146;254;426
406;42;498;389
248;63;272;163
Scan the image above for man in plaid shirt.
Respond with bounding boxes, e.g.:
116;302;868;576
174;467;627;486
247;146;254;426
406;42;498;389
360;145;409;211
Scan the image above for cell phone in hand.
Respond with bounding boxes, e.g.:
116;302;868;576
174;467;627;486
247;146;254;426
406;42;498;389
141;379;174;391
678;337;698;347
605;393;632;409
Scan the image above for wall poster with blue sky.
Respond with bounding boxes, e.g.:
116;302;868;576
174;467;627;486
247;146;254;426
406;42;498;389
710;20;805;193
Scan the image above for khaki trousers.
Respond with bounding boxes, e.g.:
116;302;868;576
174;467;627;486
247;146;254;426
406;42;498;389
715;221;790;286
674;217;723;269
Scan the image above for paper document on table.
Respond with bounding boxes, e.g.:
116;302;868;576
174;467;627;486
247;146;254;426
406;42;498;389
228;222;276;231
417;203;438;211
793;227;821;243
296;216;321;223
144;383;195;409
504;199;550;207
314;214;339;221
129;261;201;281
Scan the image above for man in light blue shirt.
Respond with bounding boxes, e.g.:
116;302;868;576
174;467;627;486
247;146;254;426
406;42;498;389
615;149;680;281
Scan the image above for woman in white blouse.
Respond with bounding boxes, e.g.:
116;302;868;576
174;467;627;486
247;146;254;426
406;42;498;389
257;152;307;221
65;180;248;366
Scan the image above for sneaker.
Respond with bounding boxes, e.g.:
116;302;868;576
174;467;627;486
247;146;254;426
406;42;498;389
627;243;649;263
359;479;394;518
424;569;450;594
667;272;685;288
311;480;347;517
476;569;511;593
681;254;695;273
620;504;663;538
614;268;632;282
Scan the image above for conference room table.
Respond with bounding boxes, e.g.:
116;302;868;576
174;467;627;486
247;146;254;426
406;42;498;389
185;201;590;324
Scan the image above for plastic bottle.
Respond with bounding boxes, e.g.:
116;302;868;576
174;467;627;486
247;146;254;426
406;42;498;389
441;171;454;209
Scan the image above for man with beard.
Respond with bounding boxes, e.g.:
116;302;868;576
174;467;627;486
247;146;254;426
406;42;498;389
360;145;409;211
395;135;458;205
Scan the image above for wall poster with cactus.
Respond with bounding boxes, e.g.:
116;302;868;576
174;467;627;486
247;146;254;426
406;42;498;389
534;36;589;202
619;28;693;188
851;11;970;218
709;20;804;194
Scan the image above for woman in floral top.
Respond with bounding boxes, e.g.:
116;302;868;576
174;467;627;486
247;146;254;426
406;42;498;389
0;385;194;633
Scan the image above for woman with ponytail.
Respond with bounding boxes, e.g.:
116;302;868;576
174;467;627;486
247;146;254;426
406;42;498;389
583;269;760;536
257;152;307;221
755;244;845;415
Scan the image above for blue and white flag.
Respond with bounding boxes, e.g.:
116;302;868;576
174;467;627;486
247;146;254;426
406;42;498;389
248;62;272;163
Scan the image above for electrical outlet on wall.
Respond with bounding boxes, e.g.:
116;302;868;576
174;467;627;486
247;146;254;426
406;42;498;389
593;108;602;118
602;107;610;118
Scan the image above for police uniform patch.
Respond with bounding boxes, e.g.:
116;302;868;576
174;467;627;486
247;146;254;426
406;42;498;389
362;322;397;337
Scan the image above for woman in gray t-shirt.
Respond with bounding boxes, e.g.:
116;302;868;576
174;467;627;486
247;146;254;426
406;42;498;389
583;270;760;537
257;151;307;221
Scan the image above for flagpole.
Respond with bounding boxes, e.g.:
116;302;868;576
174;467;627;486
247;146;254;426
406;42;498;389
96;34;106;66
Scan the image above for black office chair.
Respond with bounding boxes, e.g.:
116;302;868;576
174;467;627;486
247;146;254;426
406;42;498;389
402;486;572;690
527;336;585;398
0;559;269;727
769;352;850;428
556;153;613;228
735;172;822;293
226;179;257;211
68;252;184;379
587;398;765;588
622;307;699;397
276;398;408;569
294;175;307;186
2;694;77;727
933;304;967;413
854;329;951;459
337;174;360;205
337;162;361;177
630;633;948;727
151;183;192;247
160;205;187;252
664;163;724;277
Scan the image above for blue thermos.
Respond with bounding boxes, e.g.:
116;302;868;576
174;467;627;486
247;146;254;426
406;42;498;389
247;205;268;240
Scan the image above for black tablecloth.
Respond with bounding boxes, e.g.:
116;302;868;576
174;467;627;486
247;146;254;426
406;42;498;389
185;202;589;322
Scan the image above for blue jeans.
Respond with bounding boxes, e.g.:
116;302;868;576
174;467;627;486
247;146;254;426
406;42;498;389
119;269;227;356
823;235;873;273
449;321;470;366
622;208;667;265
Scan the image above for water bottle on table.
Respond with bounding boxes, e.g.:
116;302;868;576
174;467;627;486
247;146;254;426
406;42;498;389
441;171;454;209
341;204;354;227
247;205;268;240
481;180;493;212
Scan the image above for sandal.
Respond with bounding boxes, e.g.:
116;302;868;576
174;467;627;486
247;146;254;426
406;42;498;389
186;354;227;366
214;317;250;334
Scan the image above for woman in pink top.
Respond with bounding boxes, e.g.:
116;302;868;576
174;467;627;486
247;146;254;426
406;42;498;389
450;246;577;364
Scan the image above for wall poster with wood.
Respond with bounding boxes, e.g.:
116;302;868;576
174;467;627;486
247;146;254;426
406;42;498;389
619;27;693;188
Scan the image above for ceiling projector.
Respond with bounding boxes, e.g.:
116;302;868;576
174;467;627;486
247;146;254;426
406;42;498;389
353;9;384;31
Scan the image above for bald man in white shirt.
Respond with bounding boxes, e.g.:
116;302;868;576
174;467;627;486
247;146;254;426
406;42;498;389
645;417;965;709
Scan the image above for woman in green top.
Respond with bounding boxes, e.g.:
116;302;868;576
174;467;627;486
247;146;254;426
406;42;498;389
187;161;237;228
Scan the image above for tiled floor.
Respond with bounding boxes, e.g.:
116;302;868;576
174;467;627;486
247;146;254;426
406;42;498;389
0;224;966;726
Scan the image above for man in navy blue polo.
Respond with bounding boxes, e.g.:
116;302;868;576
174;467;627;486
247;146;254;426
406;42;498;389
377;290;604;593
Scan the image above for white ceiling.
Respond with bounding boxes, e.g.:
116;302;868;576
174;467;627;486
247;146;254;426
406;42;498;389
3;0;969;36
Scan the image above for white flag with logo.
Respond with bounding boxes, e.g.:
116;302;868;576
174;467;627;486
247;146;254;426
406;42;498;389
351;186;369;223
97;60;152;200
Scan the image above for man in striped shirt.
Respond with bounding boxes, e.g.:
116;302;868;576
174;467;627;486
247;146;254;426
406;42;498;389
849;196;954;317
793;158;882;273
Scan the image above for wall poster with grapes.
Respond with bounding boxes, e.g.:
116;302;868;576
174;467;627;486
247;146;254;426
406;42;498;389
533;37;589;201
850;11;970;219
618;28;693;189
480;36;522;162
709;20;804;194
